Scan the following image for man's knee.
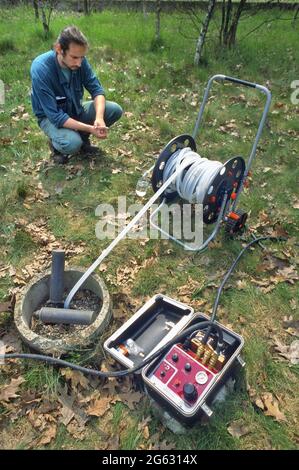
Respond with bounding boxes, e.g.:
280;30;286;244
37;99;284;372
105;101;123;127
53;131;83;155
112;103;123;121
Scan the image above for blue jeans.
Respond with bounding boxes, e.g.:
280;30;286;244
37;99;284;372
39;100;122;155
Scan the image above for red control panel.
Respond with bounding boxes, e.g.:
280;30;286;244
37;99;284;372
149;344;217;411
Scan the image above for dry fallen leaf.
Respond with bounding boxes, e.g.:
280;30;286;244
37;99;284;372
256;254;290;273
236;279;247;290
261;393;286;422
87;396;111;417
105;434;120;450
143;425;150;440
16;219;56;246
251;264;298;293
120;391;143;411
57;384;88;428
273;337;299;365
283;316;299;337
0;377;25;403
227;420;251;438
255;397;265;410
138;416;152;440
60;368;90;390
37;424;57;446
248;384;286;423
177;277;201;297
271;266;299;285
292;199;299;210
66;420;86;440
156;439;175;451
58;390;75;427
102;378;120;396
99;263;108;272
60;405;74;427
111;292;136;320
0;330;23;353
289;299;297;311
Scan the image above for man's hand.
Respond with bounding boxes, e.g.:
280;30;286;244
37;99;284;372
63;117;108;139
93;118;108;139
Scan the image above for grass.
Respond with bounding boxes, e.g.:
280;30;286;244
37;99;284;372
0;4;298;450
23;363;61;395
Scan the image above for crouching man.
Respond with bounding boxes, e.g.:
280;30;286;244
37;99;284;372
30;25;122;164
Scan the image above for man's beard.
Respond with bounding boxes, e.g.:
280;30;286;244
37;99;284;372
61;56;79;70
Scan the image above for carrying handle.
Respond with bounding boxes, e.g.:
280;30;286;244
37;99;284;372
192;74;272;208
192;74;271;142
222;75;256;89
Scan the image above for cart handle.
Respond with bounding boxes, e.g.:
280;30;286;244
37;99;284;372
192;74;271;207
192;74;271;208
192;74;271;142
223;75;257;88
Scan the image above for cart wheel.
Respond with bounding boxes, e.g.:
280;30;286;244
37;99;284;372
225;209;248;236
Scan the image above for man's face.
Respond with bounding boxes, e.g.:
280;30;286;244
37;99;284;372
56;42;88;70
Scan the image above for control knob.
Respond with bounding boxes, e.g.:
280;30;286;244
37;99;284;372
183;383;198;402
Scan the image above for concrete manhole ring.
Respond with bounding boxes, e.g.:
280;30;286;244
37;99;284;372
14;267;111;355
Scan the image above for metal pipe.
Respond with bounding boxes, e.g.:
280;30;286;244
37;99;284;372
49;250;65;307
37;307;95;325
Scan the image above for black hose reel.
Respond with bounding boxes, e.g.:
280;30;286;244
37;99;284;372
151;134;247;236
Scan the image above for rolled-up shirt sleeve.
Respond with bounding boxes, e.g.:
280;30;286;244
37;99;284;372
82;58;105;99
31;73;69;128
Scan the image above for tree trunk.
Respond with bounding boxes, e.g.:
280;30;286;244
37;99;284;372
223;0;233;46
155;0;161;42
219;0;247;47
39;2;49;36
143;0;148;19
38;0;57;38
292;3;299;27
219;0;226;44
194;0;217;66
84;0;90;15
227;0;247;47
33;0;39;20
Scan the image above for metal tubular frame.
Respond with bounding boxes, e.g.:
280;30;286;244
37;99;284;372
149;74;271;250
192;74;272;211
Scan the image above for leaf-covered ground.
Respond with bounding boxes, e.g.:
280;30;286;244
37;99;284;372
0;6;298;450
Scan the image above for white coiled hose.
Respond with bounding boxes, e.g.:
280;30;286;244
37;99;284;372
162;147;224;203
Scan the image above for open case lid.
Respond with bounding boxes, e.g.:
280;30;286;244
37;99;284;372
104;294;194;371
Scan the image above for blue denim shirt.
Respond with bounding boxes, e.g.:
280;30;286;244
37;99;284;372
30;50;105;128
